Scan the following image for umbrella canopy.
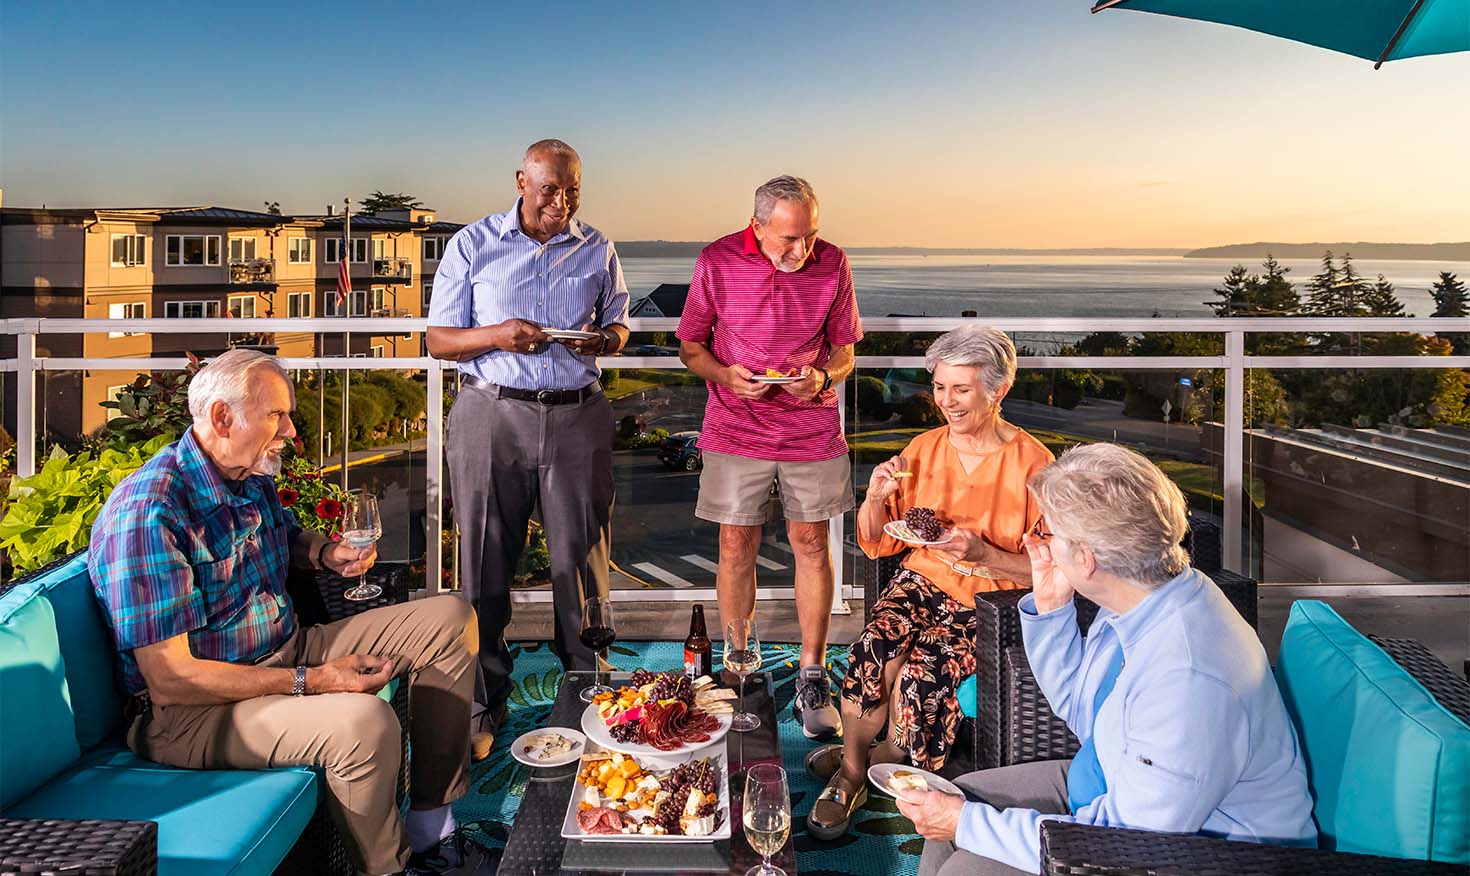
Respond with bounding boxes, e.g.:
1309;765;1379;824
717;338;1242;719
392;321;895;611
1092;0;1470;67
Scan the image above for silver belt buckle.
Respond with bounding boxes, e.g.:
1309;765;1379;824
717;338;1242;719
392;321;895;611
535;389;556;405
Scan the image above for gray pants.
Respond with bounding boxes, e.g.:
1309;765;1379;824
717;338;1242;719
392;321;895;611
918;760;1071;876
446;382;614;716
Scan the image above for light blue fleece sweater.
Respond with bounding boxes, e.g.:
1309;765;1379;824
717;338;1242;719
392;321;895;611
954;567;1317;872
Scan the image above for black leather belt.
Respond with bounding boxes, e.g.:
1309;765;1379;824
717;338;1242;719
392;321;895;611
460;374;601;406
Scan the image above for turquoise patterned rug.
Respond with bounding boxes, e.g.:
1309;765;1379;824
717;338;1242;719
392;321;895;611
454;640;924;876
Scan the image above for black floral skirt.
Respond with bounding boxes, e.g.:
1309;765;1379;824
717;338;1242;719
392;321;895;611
841;568;977;771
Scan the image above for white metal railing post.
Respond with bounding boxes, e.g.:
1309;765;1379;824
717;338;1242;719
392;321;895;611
831;379;849;615
426;358;445;595
16;327;37;478
1223;331;1246;573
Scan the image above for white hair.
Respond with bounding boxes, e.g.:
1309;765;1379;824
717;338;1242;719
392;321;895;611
923;324;1017;396
1027;443;1189;588
187;349;290;423
753;175;818;224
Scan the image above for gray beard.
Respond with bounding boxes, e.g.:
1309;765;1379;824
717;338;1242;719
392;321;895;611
251;453;283;477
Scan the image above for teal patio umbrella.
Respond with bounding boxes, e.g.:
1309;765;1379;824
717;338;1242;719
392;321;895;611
1092;0;1470;67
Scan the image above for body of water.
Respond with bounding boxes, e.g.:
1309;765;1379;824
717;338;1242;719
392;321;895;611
621;254;1468;319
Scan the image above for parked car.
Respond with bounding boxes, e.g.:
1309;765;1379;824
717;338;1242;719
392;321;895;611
659;430;702;471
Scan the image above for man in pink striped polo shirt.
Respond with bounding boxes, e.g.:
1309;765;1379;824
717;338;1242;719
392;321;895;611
677;175;863;739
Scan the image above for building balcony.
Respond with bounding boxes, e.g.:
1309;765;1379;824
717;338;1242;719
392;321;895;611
228;258;275;285
372;258;412;283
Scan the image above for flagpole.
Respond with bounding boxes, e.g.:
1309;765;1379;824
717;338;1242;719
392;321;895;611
341;197;351;491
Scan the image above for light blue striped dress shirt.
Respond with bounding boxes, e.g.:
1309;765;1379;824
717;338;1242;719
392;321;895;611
428;200;630;390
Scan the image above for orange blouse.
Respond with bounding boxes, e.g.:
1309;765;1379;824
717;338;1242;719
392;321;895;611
858;425;1055;606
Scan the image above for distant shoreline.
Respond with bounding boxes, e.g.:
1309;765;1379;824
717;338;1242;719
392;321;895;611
616;241;1470;261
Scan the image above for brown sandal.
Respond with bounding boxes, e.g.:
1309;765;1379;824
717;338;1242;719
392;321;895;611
805;773;868;841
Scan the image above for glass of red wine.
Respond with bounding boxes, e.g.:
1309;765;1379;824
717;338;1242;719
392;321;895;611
579;596;616;703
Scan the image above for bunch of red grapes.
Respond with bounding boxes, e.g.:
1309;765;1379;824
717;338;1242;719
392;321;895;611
650;758;719;833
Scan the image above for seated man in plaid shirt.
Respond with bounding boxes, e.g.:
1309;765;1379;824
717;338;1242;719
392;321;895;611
89;349;482;876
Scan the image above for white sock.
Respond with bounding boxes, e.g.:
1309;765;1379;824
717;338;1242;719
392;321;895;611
405;804;457;854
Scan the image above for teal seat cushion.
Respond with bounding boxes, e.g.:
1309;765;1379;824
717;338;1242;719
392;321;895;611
28;552;127;749
957;673;978;719
1276;600;1470;864
0;581;82;809
6;745;319;876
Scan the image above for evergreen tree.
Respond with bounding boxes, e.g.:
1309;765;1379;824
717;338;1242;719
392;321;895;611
1257;255;1300;316
1303;251;1341;316
1364;274;1407;317
1333;253;1371;318
1430;271;1470;354
1209;264;1257;317
358;191;424;213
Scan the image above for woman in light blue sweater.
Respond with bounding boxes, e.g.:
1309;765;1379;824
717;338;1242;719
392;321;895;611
902;443;1317;876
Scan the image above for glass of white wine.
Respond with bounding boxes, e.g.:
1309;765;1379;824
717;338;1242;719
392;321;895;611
339;489;382;602
742;763;790;876
723;619;762;733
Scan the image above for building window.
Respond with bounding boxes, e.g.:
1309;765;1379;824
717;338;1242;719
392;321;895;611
107;301;146;337
370;287;387;314
371;345;385;358
227;295;257;318
325;237;368;263
423;236;444;262
372;238;387;260
422;282;433;308
164;300;223;318
322;290;367;317
288;237;313;264
105;385;129;422
228;237;257;262
165;235;221;266
287;291;311;318
111;234;147;267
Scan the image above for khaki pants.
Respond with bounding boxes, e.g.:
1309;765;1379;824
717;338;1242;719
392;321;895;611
918;760;1071;876
128;595;478;876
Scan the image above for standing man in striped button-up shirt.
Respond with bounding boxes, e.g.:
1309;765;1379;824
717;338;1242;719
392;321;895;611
678;175;863;740
427;139;630;736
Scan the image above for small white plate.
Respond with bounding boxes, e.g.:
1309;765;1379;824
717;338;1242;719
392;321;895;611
750;375;801;385
867;762;964;800
883;519;953;546
545;328;601;341
511;728;587;768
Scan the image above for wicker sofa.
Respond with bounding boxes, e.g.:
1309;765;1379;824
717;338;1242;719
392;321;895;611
0;552;411;876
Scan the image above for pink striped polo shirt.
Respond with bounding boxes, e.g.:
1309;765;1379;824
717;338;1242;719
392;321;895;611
676;225;864;462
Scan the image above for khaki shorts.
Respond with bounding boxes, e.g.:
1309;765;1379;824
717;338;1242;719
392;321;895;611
695;450;855;525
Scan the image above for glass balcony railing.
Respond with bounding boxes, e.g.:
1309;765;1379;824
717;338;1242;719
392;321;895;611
228;258;275;284
2;316;1465;666
372;258;412;281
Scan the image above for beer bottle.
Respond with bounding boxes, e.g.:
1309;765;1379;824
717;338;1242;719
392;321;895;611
683;604;713;679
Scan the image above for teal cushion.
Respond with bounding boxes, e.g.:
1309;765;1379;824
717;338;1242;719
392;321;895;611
29;552;127;749
1276;600;1470;864
0;581;82;808
956;673;978;719
6;745;319;876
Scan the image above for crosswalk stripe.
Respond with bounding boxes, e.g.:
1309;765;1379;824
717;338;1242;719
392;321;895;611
632;562;695;589
755;555;787;571
679;554;719;574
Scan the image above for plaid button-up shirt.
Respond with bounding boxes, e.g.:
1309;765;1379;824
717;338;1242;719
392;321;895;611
89;428;301;694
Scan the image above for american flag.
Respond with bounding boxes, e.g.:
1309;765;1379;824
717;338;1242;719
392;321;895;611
336;216;352;313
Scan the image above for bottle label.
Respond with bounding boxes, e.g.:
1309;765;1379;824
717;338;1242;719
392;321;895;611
683;649;698;678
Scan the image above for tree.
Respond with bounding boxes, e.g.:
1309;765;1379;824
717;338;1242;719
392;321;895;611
1364;274;1406;317
1429;272;1469;355
1208;265;1257;317
1256;255;1300;316
263;200;281;215
359;191;423;213
1302;251;1341;316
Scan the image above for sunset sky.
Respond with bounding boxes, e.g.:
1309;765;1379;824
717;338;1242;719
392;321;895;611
3;1;1467;248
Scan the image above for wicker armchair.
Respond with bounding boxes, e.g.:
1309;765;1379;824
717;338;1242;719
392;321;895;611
1033;636;1470;876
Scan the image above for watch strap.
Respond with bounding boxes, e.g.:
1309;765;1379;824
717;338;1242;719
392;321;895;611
292;665;308;696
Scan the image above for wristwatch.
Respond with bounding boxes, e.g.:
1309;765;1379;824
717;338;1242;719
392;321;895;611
314;539;332;571
292;665;308;697
817;368;833;393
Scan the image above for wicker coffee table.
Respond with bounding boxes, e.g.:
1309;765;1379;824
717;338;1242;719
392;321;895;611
497;670;798;876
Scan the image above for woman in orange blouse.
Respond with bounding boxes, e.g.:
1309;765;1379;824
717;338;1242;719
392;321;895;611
806;324;1054;840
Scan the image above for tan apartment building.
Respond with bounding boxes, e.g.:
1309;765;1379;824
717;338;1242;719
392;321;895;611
1;205;461;441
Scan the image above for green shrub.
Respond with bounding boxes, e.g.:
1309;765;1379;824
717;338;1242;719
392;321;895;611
0;435;172;574
97;353;202;447
900;392;945;428
849;376;890;420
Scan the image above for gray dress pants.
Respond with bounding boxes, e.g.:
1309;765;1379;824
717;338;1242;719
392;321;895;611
918;760;1072;876
446;381;614;716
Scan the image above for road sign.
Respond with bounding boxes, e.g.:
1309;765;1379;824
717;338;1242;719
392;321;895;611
1161;399;1173;422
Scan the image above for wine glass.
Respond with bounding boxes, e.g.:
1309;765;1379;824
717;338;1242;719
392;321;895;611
579;596;616;703
339;490;382;601
724;619;762;732
742;763;790;876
